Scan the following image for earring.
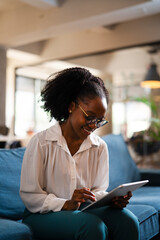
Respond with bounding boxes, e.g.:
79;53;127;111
69;110;72;113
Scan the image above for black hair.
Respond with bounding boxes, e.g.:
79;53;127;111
41;67;109;121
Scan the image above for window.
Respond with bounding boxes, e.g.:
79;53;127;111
15;76;53;136
112;85;151;138
112;101;151;138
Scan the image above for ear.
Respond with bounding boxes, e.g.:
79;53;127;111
68;101;76;113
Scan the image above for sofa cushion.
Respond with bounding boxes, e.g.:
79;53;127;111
140;168;160;186
127;204;159;240
0;148;26;220
0;218;32;240
129;186;160;213
102;134;140;191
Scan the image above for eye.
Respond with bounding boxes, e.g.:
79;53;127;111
97;118;105;123
86;116;96;121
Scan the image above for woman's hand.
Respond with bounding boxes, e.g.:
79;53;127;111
111;191;132;209
61;188;96;211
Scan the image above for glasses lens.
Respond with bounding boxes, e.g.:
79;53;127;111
86;119;108;128
97;120;109;128
86;119;96;125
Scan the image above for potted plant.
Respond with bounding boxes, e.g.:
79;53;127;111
129;96;160;156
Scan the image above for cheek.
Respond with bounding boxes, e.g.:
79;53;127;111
70;113;86;130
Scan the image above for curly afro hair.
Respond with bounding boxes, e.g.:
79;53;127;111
41;67;109;121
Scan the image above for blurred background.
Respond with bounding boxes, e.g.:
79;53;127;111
0;0;160;168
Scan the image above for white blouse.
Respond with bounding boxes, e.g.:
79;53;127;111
20;122;109;213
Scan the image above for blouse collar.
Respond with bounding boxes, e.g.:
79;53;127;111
45;122;100;154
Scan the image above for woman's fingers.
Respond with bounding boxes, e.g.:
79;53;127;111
72;188;96;202
62;188;96;211
111;191;132;208
73;194;96;203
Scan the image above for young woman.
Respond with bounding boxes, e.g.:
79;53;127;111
20;67;140;240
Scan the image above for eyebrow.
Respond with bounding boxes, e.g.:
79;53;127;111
85;110;96;115
85;111;105;119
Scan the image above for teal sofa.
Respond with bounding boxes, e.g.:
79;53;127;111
0;147;32;240
0;134;160;240
102;134;160;240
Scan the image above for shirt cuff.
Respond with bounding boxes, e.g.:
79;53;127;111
40;194;67;213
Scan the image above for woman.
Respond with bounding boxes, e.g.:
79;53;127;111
20;67;140;240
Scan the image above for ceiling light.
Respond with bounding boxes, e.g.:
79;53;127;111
141;63;160;88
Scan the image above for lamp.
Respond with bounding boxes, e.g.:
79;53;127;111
141;63;160;88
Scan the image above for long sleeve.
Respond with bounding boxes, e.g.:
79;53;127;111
20;135;67;213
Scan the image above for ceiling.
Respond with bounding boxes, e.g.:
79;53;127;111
1;0;160;72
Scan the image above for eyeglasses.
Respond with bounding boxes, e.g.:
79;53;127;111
78;104;109;128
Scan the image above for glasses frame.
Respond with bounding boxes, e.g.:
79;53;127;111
78;104;109;128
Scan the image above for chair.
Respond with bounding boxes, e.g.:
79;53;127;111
0;125;9;148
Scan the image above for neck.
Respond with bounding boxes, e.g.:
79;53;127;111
60;121;80;142
60;121;83;156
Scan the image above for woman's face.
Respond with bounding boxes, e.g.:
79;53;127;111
68;96;108;141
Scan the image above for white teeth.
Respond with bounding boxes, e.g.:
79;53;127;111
84;128;92;134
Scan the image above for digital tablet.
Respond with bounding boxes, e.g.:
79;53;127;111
81;180;149;211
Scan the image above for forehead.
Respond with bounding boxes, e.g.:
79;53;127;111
80;96;108;116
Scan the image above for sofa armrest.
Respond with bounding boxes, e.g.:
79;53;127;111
139;168;160;186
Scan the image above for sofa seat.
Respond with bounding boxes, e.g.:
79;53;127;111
102;134;160;239
129;187;160;213
0;218;32;240
127;205;159;240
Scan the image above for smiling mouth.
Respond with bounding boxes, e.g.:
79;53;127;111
83;127;93;135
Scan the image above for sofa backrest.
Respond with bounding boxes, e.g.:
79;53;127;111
102;134;140;191
0;147;26;220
